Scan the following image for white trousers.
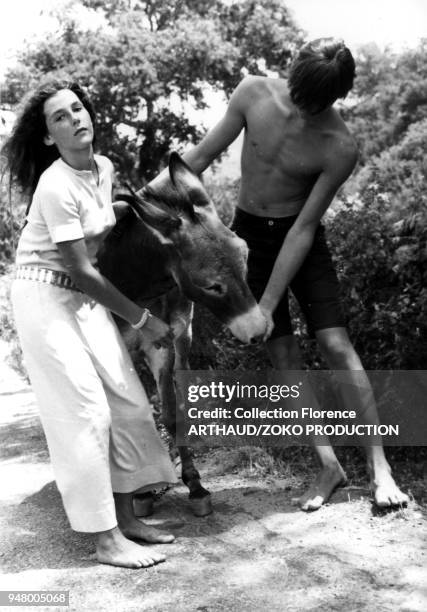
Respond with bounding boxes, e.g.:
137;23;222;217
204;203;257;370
11;279;177;533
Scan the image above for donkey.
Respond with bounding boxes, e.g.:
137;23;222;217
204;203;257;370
97;152;266;516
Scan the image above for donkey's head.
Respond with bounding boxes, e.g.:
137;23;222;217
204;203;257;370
126;153;266;344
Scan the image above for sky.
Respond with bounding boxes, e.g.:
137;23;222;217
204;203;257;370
0;0;426;76
285;0;427;51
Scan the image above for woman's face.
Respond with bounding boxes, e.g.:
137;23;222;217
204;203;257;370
43;89;94;154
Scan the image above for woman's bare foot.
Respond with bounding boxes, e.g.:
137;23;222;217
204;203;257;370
120;519;175;544
96;526;166;569
295;463;347;511
114;491;175;544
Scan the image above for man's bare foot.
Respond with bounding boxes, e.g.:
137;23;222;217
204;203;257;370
119;518;175;544
371;470;409;508
295;463;347;511
96;527;166;569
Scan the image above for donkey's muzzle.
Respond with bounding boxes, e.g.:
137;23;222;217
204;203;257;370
227;304;268;344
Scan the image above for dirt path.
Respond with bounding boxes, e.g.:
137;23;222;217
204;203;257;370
1;342;426;612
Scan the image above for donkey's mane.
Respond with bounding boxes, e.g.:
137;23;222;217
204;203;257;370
111;206;164;253
142;185;202;223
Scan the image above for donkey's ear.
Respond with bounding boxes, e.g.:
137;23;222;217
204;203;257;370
117;192;181;243
168;152;210;207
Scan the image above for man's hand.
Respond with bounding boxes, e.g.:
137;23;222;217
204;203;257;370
259;304;275;342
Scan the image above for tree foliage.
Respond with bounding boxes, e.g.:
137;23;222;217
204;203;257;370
1;0;303;182
342;41;427;165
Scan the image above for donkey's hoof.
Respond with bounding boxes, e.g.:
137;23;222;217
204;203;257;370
190;494;213;517
133;493;154;517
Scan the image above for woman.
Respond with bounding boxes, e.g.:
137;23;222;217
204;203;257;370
3;78;178;569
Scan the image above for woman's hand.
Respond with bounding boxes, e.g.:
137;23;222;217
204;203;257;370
141;314;175;350
112;200;131;221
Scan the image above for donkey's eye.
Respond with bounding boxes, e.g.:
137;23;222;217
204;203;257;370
204;283;225;296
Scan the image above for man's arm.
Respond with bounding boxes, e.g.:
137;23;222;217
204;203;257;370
260;150;357;329
182;79;248;174
148;77;253;189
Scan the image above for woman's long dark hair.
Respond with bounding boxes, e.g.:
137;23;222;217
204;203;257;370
2;78;96;201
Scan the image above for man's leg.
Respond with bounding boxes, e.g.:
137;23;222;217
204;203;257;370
266;334;347;511
316;326;409;507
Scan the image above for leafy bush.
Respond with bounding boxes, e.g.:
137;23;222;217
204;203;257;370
324;117;427;369
326;193;426;368
0;183;25;274
203;173;239;226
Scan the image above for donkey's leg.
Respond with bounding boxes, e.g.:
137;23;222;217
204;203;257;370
131;341;175;517
170;300;212;517
133;490;155;518
142;342;213;516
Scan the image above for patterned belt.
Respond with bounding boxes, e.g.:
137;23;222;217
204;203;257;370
15;266;83;293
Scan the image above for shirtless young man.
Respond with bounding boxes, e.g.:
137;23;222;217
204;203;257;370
176;38;408;510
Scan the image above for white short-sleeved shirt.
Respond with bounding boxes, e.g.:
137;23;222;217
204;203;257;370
16;154;116;273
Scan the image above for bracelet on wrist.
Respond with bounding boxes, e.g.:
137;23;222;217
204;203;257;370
131;308;151;330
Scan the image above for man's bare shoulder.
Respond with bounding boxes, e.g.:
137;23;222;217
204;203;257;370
326;110;359;169
233;75;289;107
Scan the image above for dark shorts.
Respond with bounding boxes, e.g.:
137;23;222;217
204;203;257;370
231;208;345;339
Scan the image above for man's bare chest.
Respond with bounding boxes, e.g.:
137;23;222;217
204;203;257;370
244;109;329;178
